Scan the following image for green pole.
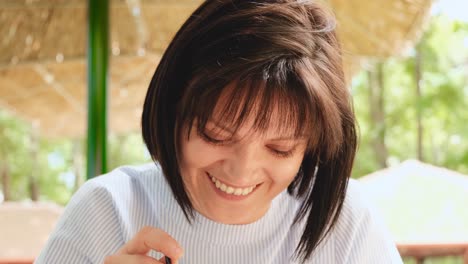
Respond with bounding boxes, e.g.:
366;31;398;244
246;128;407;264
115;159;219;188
87;0;109;179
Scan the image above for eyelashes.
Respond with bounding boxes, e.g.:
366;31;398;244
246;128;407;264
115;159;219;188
199;131;228;145
198;131;296;158
269;147;295;158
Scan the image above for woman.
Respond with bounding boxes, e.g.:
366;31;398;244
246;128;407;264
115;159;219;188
36;0;402;263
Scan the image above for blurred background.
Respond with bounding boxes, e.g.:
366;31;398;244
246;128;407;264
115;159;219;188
0;0;467;263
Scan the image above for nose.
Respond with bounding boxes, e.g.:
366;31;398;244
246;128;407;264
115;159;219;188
222;142;262;184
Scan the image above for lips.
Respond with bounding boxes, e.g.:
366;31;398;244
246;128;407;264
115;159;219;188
207;173;257;196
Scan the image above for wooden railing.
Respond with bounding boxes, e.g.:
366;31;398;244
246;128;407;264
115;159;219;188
398;243;468;264
0;260;34;264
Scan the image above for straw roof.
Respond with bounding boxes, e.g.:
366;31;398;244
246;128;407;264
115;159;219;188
359;160;468;244
0;0;433;138
0;202;63;260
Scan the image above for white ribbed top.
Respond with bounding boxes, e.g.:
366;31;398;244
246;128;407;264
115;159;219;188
35;163;403;264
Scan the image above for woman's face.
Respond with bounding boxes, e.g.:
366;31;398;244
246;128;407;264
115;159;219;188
178;88;308;225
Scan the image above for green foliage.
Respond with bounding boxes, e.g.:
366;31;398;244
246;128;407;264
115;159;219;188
0;110;75;204
107;132;152;171
351;15;468;178
0;109;151;204
37;138;75;204
0;111;32;200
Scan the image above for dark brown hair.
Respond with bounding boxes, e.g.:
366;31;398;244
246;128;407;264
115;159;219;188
142;0;357;261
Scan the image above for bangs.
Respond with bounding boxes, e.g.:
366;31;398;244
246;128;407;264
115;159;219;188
178;68;317;147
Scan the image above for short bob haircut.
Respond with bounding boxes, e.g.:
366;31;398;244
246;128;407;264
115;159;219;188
142;0;357;261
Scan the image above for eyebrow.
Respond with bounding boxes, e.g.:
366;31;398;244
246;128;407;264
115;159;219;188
208;119;306;141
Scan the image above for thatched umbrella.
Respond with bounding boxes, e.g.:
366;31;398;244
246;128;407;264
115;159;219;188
359;159;468;244
0;0;433;138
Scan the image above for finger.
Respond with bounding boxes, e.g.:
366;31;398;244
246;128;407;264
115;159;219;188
104;254;163;264
119;226;183;260
158;256;179;264
158;256;170;264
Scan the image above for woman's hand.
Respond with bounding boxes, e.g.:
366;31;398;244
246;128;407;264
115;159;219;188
104;226;183;264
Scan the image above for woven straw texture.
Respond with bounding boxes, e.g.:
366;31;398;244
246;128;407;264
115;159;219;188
0;0;432;138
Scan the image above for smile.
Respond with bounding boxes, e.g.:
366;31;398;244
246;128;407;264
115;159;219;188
208;174;257;196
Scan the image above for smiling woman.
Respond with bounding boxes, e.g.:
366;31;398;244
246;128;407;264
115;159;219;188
35;1;403;263
179;83;309;225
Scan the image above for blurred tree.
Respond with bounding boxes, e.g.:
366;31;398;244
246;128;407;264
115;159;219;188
72;139;85;193
29;126;40;201
1;163;10;201
367;61;389;168
352;14;468;178
415;40;425;162
107;133;151;171
0;110;32;201
0;110;75;204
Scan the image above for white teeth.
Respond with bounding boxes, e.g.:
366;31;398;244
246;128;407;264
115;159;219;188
210;175;256;196
234;188;242;195
220;183;227;192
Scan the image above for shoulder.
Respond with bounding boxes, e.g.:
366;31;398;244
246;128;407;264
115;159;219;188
335;179;390;229
341;178;375;218
67;162;167;230
79;162;166;200
74;162;170;220
329;179;403;263
328;179;377;238
35;162;167;263
85;162;164;190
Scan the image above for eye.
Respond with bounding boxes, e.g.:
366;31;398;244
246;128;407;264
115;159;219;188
199;131;229;145
268;147;296;158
